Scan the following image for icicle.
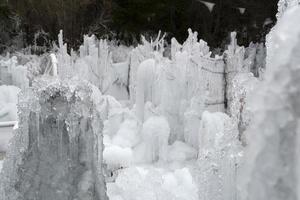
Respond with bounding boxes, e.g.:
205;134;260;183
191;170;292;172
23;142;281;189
50;53;58;76
58;30;64;49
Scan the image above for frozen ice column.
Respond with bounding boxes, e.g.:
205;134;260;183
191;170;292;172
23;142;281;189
239;4;300;200
0;78;108;200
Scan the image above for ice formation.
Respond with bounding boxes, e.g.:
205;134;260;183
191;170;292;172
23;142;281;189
0;56;29;88
197;111;242;200
0;85;20;122
135;58;161;122
0;13;272;200
139;116;170;163
239;2;300;200
0;77;108;200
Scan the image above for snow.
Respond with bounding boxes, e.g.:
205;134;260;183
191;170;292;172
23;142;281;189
107;166;199;200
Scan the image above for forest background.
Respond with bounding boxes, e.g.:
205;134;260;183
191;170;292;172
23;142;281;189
0;0;277;53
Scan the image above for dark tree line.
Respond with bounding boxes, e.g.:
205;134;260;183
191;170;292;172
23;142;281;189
0;0;277;53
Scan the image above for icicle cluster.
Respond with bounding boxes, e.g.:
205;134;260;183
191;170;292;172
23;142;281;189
0;77;107;200
129;32;166;103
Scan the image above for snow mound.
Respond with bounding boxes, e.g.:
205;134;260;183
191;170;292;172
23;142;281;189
112;119;140;148
103;145;133;169
167;141;197;162
107;167;198;200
